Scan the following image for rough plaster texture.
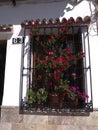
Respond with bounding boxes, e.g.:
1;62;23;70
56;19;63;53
0;107;98;130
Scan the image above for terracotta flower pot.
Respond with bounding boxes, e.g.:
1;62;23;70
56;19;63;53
49;93;59;108
65;95;79;108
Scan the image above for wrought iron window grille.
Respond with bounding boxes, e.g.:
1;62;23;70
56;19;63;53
19;24;93;115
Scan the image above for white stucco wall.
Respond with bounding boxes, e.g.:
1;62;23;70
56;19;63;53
2;25;22;106
1;0;98;108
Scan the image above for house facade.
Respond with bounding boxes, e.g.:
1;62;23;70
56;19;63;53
0;0;98;130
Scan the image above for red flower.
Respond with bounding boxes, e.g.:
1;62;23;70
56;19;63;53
54;75;60;80
55;57;67;63
69;55;74;61
80;51;85;55
59;28;66;33
61;65;66;71
40;60;47;64
52;73;60;81
48;35;53;42
79;51;85;57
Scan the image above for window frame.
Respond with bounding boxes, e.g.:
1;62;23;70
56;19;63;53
20;24;93;115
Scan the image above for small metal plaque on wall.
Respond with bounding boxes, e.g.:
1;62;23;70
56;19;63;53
12;37;24;44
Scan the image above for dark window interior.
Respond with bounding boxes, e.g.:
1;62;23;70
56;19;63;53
32;33;84;89
31;27;85;108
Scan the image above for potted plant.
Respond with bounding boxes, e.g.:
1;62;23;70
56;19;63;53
27;88;36;104
27;87;48;106
36;88;48;104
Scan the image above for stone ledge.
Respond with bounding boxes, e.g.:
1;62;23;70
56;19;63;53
0;106;23;123
11;123;87;130
1;106;98;130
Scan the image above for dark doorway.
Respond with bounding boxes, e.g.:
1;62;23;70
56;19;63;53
0;41;7;105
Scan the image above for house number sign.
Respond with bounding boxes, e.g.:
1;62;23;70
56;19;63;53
12;37;24;44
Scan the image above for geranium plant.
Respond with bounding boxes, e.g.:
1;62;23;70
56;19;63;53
27;88;48;104
30;23;89;105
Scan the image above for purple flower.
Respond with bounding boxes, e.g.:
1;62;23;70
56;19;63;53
83;92;89;99
70;86;76;92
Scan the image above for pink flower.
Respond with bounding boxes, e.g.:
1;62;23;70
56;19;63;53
70;86;77;91
77;90;82;95
56;68;61;73
66;48;72;54
72;73;77;79
82;92;89;100
48;51;54;55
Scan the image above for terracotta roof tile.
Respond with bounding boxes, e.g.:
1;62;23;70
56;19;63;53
21;16;91;28
0;24;13;32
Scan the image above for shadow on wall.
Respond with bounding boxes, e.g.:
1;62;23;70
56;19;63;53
0;41;7;106
0;0;84;24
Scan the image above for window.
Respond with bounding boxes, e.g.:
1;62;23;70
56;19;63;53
20;24;93;115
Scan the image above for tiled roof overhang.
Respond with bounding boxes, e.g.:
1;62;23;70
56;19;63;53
0;25;13;32
0;16;90;32
21;16;91;28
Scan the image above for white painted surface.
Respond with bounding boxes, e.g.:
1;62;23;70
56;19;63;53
0;1;98;108
2;25;22;106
